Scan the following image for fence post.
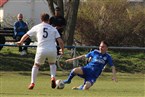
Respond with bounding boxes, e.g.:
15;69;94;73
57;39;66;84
73;46;78;67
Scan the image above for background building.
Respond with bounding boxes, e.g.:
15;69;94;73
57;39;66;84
0;0;50;27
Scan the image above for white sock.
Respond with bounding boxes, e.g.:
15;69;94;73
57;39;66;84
50;64;56;78
31;66;39;84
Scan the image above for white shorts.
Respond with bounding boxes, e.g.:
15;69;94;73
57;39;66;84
35;48;57;65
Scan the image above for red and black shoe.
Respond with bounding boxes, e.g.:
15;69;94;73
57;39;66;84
51;77;56;89
28;83;35;90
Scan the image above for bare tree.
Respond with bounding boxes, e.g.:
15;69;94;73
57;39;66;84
64;0;80;45
46;0;80;45
56;0;64;16
46;0;55;16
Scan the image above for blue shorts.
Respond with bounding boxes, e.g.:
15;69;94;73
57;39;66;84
78;65;102;85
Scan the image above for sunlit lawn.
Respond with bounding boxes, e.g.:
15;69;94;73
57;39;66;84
0;71;144;97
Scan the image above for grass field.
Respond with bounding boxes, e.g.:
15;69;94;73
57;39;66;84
0;71;144;97
0;47;145;97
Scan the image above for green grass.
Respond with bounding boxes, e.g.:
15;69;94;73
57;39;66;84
0;71;144;97
0;47;145;97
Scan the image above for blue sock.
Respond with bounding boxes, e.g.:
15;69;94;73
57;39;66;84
64;70;76;84
72;85;84;90
79;85;84;90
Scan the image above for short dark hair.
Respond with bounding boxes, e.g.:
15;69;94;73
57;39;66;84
101;41;109;47
41;13;49;22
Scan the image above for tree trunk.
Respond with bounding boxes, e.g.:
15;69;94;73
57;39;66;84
64;0;80;46
46;0;55;16
56;0;64;16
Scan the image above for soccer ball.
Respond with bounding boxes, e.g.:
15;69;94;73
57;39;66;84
56;79;65;89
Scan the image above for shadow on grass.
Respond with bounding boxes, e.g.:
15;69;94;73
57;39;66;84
0;53;34;71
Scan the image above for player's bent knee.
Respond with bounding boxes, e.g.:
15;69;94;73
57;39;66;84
73;67;82;74
72;68;77;73
74;67;81;71
34;63;40;67
72;68;76;72
72;68;78;74
83;81;92;90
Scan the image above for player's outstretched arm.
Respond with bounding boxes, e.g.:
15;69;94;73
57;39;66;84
17;34;29;46
111;66;117;82
57;37;64;55
65;55;86;62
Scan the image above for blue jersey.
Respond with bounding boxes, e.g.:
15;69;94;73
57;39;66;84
14;20;28;38
80;50;114;84
85;50;114;71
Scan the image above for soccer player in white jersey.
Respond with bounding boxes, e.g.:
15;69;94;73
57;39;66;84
17;13;64;89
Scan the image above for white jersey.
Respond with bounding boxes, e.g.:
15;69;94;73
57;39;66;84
27;22;60;50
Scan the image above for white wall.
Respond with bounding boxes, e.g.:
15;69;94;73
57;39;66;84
0;7;3;22
1;0;50;26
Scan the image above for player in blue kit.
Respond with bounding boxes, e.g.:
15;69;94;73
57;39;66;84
63;41;117;90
